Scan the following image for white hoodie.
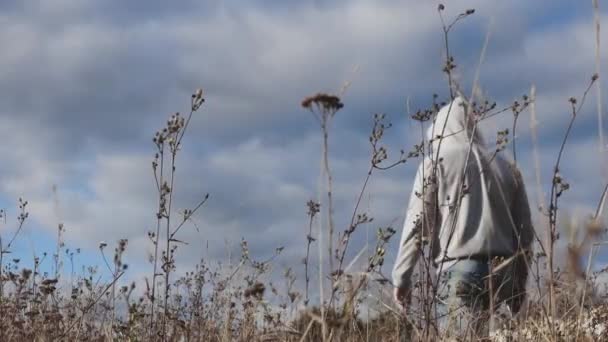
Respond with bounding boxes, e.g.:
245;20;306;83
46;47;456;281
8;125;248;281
392;96;533;289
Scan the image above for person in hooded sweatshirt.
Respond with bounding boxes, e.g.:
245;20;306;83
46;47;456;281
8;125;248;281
391;96;534;339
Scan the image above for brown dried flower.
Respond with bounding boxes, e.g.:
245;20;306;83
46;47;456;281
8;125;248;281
301;93;344;113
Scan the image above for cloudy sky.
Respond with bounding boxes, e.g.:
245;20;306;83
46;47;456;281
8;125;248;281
0;0;607;298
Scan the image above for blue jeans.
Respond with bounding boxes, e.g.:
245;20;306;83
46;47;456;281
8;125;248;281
437;259;521;340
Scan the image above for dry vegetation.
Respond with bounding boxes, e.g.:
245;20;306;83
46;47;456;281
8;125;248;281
1;4;608;342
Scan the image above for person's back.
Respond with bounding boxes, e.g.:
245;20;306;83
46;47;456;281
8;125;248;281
392;97;533;339
432;140;530;267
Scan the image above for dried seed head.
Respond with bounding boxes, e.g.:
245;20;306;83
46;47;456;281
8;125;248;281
301;93;344;113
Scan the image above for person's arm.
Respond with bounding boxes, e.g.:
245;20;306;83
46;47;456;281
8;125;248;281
392;160;437;291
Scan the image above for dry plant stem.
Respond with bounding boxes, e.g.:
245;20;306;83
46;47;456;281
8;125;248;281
438;6;474;98
417;121;435;338
427;99;459;298
547;111;575;328
150;92;203;338
422;103;517;148
425;11;471;257
163;107;198;336
0;201;28;302
317;147;327;341
149;143;165;334
54;224;63;284
430;6;469;185
335;165;373;282
0;236;2;304
100;248;117;337
527;87;553;326
302;96;343;341
324;164;374;328
431;101;485;330
576;240;608;339
321;121;336;299
512;112;520;165
488;251;495;331
468;20;492;106
547;77;596;328
595;183;608;218
428;14;498;330
170;195;209;239
304;212;315;306
431;15;505;266
593;0;606;179
163;151;177;335
529;85;546;210
298;320;315;342
329;115;409;310
61;271;125;338
439;10;454;99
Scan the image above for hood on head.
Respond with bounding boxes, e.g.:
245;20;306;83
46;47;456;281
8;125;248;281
427;96;484;148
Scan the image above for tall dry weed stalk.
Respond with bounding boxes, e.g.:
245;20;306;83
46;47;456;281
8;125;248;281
147;89;209;339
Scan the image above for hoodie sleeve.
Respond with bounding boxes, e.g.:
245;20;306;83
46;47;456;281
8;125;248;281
392;159;437;289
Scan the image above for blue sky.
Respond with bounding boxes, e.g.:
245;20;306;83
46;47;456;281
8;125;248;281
0;0;607;294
